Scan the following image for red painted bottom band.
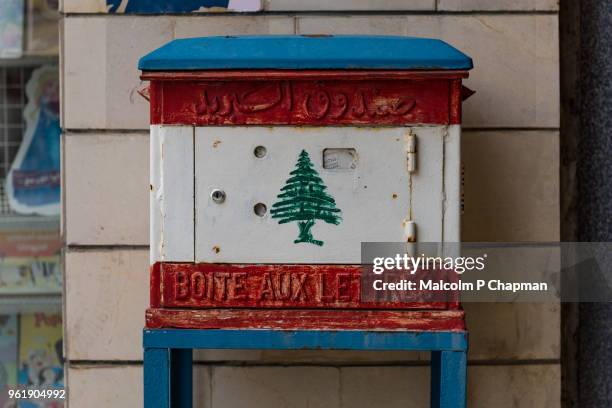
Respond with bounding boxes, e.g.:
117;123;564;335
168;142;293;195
155;262;460;310
145;308;465;331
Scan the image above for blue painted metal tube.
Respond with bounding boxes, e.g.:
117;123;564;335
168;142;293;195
170;349;193;408
431;351;467;408
144;348;170;408
143;329;468;351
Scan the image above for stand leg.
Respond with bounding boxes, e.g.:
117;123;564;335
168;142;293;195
144;348;170;408
431;350;467;408
171;349;193;408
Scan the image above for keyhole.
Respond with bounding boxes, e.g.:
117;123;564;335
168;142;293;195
254;146;267;158
254;203;267;217
211;189;226;203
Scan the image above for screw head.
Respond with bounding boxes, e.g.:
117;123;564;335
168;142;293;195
254;145;267;158
211;189;226;203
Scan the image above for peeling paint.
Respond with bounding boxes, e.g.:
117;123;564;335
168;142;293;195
441;125;449;241
146;308;466;331
157;136;165;260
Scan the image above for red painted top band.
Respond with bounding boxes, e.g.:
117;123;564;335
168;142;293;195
143;70;468;126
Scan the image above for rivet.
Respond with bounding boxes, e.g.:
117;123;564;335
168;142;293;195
254;145;267;158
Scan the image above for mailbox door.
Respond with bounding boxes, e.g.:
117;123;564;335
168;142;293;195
192;126;457;264
150;125;460;264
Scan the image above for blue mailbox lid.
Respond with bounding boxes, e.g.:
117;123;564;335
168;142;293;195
138;35;473;71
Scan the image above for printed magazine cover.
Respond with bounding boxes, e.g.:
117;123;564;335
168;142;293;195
5;66;61;216
0;315;17;408
17;314;62;408
0;227;61;295
0;0;24;58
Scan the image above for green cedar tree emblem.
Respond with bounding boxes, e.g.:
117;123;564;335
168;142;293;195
270;150;342;247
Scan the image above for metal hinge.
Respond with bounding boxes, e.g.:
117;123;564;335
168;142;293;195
406;131;417;173
461;163;465;214
404;130;417;242
403;220;417;243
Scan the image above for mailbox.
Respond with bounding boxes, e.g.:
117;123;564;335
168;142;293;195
139;35;473;331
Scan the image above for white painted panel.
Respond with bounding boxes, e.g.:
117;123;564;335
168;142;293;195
194;126;446;264
150;125;194;263
443;125;462;242
150;126;162;263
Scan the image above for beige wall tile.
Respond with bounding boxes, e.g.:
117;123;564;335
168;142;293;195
438;0;559;11
68;365;212;408
64;132;148;245
194;366;212;408
63;17;174;130
341;365;560;408
211;366;340;408
469;365;560;407
63;16;294;130
462;130;560;241
62;0;109;13
341;366;429;408
173;15;294;39
298;15;560;128
297;15;406;36
265;0;434;11
65;249;148;361
466;303;560;360
67;365;143;408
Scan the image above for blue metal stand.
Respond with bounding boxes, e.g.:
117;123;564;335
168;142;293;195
143;329;468;408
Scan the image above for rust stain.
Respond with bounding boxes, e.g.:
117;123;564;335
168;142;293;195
137;84;150;102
